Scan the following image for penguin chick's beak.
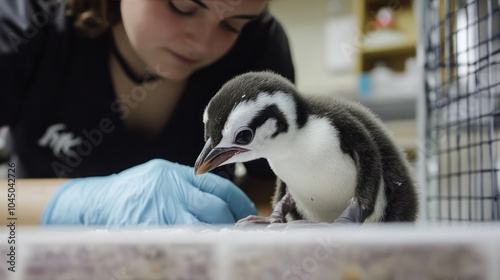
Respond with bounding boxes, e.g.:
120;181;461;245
194;138;248;175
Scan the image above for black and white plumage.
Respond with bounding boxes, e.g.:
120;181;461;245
194;71;419;224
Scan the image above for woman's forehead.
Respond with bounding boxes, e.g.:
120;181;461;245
202;0;268;18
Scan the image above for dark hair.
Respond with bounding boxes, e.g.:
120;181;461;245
66;0;121;38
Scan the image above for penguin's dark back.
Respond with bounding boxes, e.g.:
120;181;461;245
304;94;419;221
304;94;406;159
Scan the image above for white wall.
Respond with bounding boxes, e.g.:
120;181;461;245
268;0;418;157
269;0;358;96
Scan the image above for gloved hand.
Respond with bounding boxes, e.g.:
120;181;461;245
41;159;257;226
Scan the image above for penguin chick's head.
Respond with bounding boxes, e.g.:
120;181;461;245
194;71;307;175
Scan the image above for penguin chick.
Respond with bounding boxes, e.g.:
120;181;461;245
194;71;419;224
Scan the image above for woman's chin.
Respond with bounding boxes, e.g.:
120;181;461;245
149;64;194;81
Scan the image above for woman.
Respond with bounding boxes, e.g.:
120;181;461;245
0;0;295;225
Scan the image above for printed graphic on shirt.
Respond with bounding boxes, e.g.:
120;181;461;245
38;123;82;158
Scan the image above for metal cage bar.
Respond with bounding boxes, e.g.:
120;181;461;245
420;0;500;222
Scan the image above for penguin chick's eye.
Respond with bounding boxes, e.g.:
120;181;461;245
234;127;254;145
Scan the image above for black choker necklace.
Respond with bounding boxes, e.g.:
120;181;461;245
109;34;163;84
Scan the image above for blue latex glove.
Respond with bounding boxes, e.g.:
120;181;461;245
41;159;257;226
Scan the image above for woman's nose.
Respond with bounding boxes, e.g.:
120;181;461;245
183;18;217;54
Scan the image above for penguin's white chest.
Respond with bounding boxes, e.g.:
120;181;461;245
268;117;358;223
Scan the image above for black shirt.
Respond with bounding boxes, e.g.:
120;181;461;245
0;0;295;179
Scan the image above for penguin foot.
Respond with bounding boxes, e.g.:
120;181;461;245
236;215;283;225
232;215;284;229
266;221;335;231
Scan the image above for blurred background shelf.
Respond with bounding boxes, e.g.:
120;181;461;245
361;39;417;55
355;0;417;73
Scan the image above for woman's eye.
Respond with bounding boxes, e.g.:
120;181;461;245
234;127;254;145
220;21;239;34
221;20;248;34
168;0;196;16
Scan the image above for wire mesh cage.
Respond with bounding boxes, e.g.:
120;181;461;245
420;0;500;221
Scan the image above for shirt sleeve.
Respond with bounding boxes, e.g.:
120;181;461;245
0;0;55;127
241;12;296;180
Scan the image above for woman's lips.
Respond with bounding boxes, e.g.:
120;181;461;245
167;49;198;64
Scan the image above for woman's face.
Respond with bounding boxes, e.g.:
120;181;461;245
121;0;268;81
